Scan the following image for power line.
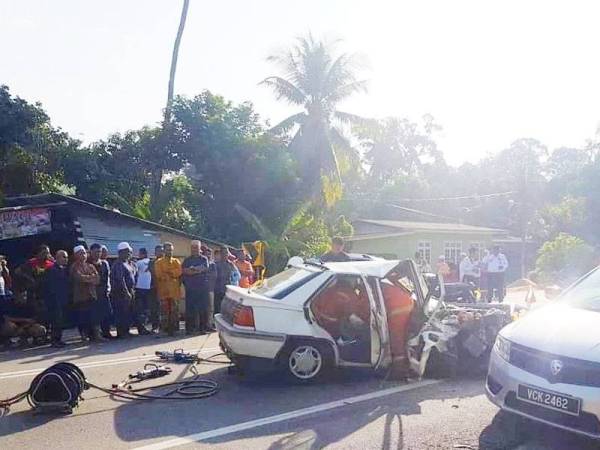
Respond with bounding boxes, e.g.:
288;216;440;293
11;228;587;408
385;204;459;222
394;191;516;202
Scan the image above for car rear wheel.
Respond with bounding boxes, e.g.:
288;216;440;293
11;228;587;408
283;341;330;382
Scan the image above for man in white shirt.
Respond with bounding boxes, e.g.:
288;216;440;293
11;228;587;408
134;248;152;331
484;245;509;302
459;248;481;285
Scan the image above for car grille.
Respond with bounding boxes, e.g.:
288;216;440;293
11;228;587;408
220;295;240;325
505;391;600;435
510;343;600;388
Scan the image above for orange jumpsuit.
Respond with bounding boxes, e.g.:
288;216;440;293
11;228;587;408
382;282;414;365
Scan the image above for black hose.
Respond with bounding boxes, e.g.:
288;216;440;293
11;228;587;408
0;359;220;415
88;376;219;401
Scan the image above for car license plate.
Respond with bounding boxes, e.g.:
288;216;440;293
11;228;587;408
517;384;581;416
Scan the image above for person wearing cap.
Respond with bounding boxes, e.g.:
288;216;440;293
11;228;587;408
100;245;109;262
89;243;113;339
70;245;102;342
110;242;147;337
44;250;70;347
154;242;182;336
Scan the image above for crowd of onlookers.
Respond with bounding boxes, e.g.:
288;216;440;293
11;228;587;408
0;240;256;348
415;245;510;302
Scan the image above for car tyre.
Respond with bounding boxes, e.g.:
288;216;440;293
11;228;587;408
281;340;332;383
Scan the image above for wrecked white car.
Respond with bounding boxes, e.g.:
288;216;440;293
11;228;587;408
215;259;512;382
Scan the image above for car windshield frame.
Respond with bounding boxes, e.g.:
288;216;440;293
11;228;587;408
559;267;600;312
250;266;322;299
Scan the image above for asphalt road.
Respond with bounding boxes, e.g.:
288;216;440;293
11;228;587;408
0;332;598;450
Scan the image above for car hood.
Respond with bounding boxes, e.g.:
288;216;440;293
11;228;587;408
502;303;600;360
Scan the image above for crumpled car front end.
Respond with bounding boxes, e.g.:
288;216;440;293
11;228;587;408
408;301;513;378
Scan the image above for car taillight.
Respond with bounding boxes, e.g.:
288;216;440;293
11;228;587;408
233;305;255;329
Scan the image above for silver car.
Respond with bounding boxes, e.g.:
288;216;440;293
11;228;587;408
487;267;600;439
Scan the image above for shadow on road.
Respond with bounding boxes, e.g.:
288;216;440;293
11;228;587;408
0;409;57;437
109;366;484;448
479;410;599;450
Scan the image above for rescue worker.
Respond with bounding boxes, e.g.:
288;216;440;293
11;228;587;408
381;275;415;379
154;242;182;336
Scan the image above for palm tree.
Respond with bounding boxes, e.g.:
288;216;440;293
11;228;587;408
164;0;190;125
261;34;368;206
150;0;190;220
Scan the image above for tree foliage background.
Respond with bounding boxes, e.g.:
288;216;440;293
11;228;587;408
2;35;600;278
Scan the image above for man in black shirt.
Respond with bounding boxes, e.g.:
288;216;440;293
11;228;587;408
44;250;70;347
182;241;210;334
321;237;351;263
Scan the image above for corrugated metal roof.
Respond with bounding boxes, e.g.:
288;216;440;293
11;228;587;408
354;219;507;234
5;193;228;247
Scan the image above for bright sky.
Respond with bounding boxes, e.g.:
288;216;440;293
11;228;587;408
2;0;600;165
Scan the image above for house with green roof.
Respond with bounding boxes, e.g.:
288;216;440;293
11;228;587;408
347;219;522;280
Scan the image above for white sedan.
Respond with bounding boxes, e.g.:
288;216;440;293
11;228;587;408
216;258;511;382
487;266;600;439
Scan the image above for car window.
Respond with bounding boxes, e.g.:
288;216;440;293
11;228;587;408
310;275;370;328
561;267;600;312
251;267;320;299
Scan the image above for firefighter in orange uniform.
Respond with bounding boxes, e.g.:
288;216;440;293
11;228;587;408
381;279;415;378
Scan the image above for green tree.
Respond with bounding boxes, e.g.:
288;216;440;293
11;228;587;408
0;85;79;198
538;196;588;241
170;91;300;243
262;34;368;206
358;115;443;185
535;233;596;284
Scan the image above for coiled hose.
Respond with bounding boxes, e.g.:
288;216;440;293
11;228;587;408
0;360;220;416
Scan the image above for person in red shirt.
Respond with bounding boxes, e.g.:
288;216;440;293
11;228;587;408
15;245;54;321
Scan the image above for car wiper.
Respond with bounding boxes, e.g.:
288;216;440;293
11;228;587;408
304;259;330;270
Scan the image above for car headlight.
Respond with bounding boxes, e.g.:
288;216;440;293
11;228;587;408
493;335;511;362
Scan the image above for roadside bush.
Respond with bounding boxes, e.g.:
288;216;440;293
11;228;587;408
535;233;596;285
